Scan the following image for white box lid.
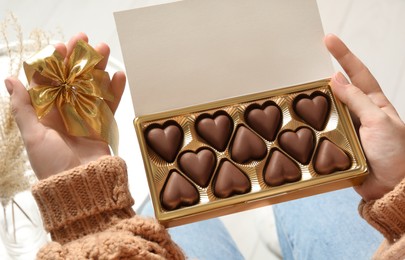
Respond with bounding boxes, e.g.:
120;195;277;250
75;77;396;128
115;0;334;116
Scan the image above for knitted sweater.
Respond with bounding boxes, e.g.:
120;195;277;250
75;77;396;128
31;156;405;259
31;156;185;259
359;178;405;260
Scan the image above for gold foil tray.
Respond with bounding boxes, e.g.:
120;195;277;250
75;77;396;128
134;79;367;227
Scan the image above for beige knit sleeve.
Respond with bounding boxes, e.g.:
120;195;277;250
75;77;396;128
31;156;185;259
359;177;405;259
359;177;405;242
31;156;135;243
36;216;185;260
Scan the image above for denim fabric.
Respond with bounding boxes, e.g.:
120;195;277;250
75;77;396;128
273;188;384;260
138;197;244;260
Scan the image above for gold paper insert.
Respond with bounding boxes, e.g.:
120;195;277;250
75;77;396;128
135;79;367;227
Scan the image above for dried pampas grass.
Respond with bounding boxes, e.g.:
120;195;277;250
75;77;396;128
0;12;64;207
0;12;32;207
0;12;64;242
0;96;31;207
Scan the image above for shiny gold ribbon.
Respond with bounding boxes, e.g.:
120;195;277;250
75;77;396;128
23;40;118;154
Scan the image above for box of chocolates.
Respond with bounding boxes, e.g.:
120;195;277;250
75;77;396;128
115;0;367;226
133;80;366;226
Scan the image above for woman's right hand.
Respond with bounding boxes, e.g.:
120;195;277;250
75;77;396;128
325;34;405;201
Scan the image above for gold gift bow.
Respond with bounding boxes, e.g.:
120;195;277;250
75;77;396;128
23;40;118;154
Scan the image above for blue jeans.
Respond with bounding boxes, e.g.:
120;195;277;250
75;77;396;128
273;188;384;260
138;197;244;260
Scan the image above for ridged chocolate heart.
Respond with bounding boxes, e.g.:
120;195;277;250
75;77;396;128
278;127;315;164
314;139;352;175
178;148;216;187
293;93;330;131
161;171;199;211
245;102;282;141
230;126;267;164
145;122;183;162
213;161;251;198
263;150;301;186
195;113;233;152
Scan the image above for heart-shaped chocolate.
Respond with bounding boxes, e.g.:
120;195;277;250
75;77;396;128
278;127;315;164
263;150;301;186
230;126;267;164
195;112;233;152
161;171;199;211
314;139;352;175
145;122;183;163
245;102;282;141
213;161;251;198
293;92;330;131
178;148;217;187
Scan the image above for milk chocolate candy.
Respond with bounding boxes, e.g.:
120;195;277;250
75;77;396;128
314;139;352;175
145;121;183;163
263;150;301;186
161;171;199;211
213;160;251;198
245;101;282;141
278;127;315;165
195;112;233;152
178;148;216;187
293;92;330;131
230;126;267;164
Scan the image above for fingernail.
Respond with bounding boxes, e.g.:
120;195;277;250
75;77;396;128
4;78;14;95
334;72;350;85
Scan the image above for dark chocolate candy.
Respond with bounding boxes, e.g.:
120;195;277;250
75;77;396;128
245;102;282;141
263;150;301;186
161;171;199;211
293;92;330;131
278;127;315;165
195;112;233;152
178;148;216;187
230;126;267;164
314;139;351;175
213;161;251;198
145;122;183;163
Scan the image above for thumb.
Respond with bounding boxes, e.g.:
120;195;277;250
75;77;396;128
330;72;386;128
4;77;41;139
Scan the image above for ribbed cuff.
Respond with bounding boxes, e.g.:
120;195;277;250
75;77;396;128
32;156;135;244
359;178;405;243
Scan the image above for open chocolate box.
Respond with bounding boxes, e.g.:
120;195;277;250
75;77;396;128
133;80;367;226
115;0;367;227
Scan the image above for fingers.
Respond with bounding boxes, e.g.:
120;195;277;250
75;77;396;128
94;43;110;70
106;71;126;114
325;34;399;119
66;32;89;60
331;72;386;128
324;34;381;94
54;43;67;59
4;77;42;139
63;33;110;70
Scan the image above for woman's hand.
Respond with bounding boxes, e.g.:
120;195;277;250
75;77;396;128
325;34;405;201
4;33;126;180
